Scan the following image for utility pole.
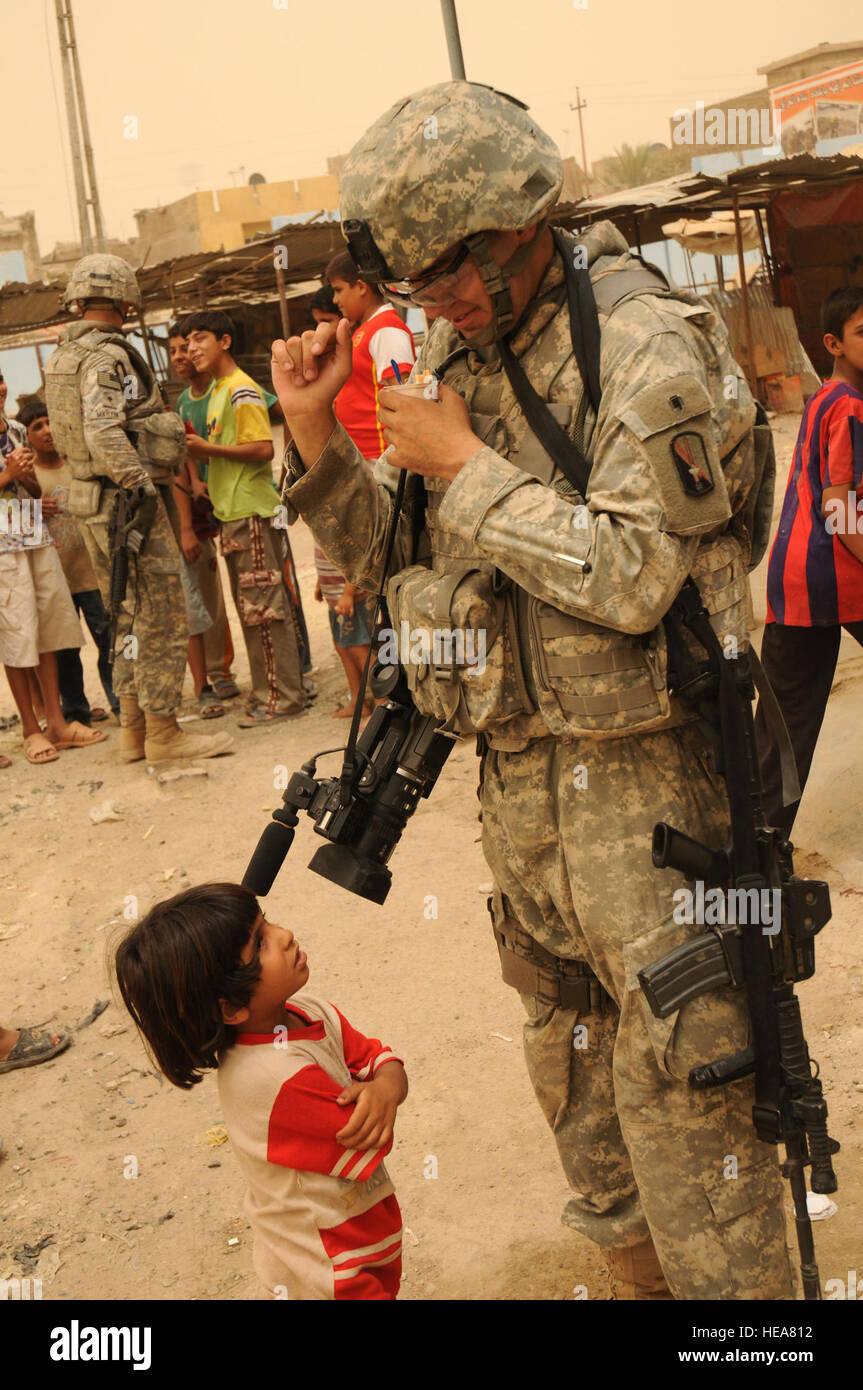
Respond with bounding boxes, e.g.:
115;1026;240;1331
55;0;91;251
439;0;466;80
569;88;591;197
64;0;106;249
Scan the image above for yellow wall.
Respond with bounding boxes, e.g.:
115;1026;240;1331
195;175;340;252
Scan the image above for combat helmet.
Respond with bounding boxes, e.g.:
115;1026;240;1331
63;253;141;313
339;81;563;343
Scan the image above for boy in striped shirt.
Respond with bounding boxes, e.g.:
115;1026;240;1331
115;882;407;1300
756;285;863;833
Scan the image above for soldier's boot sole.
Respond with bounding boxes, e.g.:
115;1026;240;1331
119;696;146;763
602;1236;674;1300
143;712;234;763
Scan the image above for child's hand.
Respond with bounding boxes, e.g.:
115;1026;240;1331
334;1063;406;1150
334;583;355;618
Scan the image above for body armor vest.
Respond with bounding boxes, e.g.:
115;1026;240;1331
44;328;185;485
384;253;765;749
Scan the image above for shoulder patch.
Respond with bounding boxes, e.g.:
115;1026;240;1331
616;374;731;536
96;369;122;392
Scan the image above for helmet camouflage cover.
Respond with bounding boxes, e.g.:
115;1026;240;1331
63;253;141;312
339;81;564;281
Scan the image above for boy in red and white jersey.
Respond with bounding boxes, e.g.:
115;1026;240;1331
114;882;407;1300
309;254;416;718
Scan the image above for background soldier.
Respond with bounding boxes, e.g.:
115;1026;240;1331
44;255;233;763
273;83;796;1300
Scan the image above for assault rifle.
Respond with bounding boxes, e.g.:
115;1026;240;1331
106;485;154;671
638;578;838;1301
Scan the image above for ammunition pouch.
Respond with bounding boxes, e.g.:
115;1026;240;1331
67;478;103;519
488;893;614;1014
127;410;186;474
386;562;534;732
526;595;671;738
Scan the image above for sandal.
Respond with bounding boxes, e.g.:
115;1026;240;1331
213;678;241;700
237;705;304;728
198;686;225;719
24;733;59;764
90;707;109;722
52;720;109;750
0;1027;72;1074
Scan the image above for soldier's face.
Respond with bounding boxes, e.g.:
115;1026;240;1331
169;335;194;380
418;230;527;336
0;377;6;412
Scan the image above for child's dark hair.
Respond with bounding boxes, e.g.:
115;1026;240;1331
310;284;338;314
822;286;863;340
17;398;49;429
325;250;361;286
114;882;261;1089
168;320;186;339
178;309;236;350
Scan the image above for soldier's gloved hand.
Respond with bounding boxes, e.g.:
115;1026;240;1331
126;486;158;556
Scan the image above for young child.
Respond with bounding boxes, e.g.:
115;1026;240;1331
180;312;308;726
0;405;107;763
756;284;863;834
316;253;416;717
114;882;407;1300
18;399;119;726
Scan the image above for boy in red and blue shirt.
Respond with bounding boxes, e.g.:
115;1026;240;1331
756;285;863;834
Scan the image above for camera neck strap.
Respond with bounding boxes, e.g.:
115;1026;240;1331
496;227;601;500
339;467;408;806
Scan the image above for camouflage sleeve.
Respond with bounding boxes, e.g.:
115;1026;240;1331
281;336;438;587
80;356;152;491
282;424;414;590
436;300;734;635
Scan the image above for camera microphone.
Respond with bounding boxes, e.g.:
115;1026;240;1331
242;813;298;896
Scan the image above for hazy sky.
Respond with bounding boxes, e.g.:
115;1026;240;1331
4;0;861;253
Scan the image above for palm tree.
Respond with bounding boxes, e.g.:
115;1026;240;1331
603;143;665;190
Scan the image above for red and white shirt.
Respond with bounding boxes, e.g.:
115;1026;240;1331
333;305;415;459
217;993;403;1300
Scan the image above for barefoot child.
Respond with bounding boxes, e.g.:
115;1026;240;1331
114;882;407;1300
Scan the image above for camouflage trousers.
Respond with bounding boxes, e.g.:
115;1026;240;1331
80;484;187;715
220;515;304;715
481;721;797;1300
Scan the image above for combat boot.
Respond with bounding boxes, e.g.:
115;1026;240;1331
143;712;234;763
119;696;146;763
602;1236;674;1300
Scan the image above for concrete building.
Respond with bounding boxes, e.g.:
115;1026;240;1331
0;211;41;284
134;168;342;263
758;40;863;88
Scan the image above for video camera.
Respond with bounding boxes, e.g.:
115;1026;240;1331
243;660;457;904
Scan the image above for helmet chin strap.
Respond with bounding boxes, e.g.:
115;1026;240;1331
460;223;549;346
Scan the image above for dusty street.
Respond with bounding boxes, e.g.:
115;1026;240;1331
1;413;860;1301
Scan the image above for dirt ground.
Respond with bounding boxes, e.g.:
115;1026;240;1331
1;412;860;1302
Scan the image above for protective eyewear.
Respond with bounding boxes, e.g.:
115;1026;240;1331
382;243;474;307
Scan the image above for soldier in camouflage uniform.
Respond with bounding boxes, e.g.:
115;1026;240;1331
272;84;796;1299
44;255;232;763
